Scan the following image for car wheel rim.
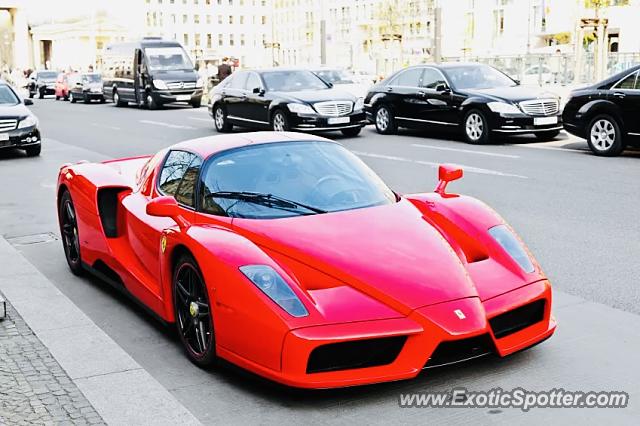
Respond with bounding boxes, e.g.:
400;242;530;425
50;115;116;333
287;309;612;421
591;119;615;151
175;264;212;357
61;200;80;264
273;113;285;131
215;108;225;129
376;108;389;131
466;113;484;141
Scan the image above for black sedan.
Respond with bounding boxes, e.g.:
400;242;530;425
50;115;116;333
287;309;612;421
563;65;640;156
27;70;58;99
0;81;41;157
208;69;366;137
364;63;563;144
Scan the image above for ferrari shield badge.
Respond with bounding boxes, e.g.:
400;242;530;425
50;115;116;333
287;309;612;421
160;235;167;254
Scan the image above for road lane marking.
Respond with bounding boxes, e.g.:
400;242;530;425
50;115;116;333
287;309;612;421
90;123;121;131
187;116;212;122
139;120;197;130
351;151;528;179
411;143;520;159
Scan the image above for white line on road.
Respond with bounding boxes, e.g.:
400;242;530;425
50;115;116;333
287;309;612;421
90;123;121;131
187;116;212;122
139;120;197;130
352;151;528;179
411;143;520;159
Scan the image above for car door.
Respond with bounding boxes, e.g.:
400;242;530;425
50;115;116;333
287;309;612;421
414;67;458;127
224;71;249;120
610;70;640;135
384;68;425;127
120;150;200;305
240;72;270;126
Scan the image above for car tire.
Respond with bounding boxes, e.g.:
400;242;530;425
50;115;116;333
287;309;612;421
99;96;106;103
64;94;69;101
341;127;362;137
534;130;561;141
38;89;44;99
28;91;34;99
463;109;490;145
374;105;397;135
213;105;233;132
191;99;202;108
113;90;126;107
69;92;76;103
173;253;217;368
25;144;41;157
55;95;60;101
58;190;83;276
271;110;290;131
587;115;625;157
146;92;159;110
83;94;90;104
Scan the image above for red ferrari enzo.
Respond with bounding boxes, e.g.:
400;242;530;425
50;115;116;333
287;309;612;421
56;132;555;388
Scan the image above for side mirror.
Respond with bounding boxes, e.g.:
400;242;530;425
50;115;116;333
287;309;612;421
513;79;521;85
434;164;463;195
252;87;265;95
435;83;450;93
23;98;33;106
146;196;189;228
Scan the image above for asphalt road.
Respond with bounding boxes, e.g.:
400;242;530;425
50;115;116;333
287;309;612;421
1;97;639;424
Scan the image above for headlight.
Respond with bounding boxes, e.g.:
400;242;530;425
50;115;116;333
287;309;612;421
488;225;535;273
487;101;521;114
196;78;204;88
18;115;38;129
288;103;315;115
153;79;168;90
354;97;364;111
239;265;308;317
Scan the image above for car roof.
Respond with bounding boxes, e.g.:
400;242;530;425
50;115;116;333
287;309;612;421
171;132;335;158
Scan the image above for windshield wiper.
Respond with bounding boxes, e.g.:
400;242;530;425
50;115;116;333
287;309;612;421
206;191;327;215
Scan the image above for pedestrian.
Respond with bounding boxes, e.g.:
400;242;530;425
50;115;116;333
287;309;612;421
217;57;232;82
550;48;562;85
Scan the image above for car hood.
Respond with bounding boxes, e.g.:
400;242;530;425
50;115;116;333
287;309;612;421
0;103;31;118
233;198;478;313
274;88;356;104
459;86;559;103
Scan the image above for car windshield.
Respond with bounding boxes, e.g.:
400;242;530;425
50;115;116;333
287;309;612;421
145;47;194;71
0;85;19;105
82;74;101;83
444;65;517;89
313;69;356;84
261;70;329;92
38;71;58;79
200;141;396;219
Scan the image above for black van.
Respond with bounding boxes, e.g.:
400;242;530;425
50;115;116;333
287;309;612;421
102;38;203;109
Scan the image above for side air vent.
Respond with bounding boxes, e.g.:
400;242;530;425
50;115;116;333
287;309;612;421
307;336;407;374
489;299;546;339
97;188;125;238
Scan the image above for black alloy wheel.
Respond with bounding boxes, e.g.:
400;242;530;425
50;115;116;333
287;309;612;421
213;105;233;132
58;191;83;275
173;254;216;367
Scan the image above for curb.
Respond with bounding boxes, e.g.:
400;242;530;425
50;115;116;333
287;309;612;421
0;237;202;426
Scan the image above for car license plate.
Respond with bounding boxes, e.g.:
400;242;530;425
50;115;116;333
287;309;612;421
534;116;558;126
176;95;191;101
0;133;9;141
328;117;350;125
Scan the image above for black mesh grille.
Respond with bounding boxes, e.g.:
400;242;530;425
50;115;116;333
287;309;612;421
425;334;495;368
489;299;546;339
306;336;407;374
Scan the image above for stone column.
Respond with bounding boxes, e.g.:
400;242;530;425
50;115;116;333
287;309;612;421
11;8;30;69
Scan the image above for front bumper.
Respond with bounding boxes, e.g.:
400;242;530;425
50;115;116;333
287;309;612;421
290;111;367;132
38;85;56;95
0;126;41;150
152;89;203;104
218;280;555;389
491;113;563;134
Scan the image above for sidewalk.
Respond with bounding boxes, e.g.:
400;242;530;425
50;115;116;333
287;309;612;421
0;237;201;426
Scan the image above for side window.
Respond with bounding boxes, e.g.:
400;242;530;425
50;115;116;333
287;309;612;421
390;68;423;87
615;71;638;90
158;151;196;197
229;72;248;89
175;156;202;208
421;68;447;89
245;73;262;91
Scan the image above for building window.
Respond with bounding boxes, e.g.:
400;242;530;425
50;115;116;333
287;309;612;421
183;14;188;24
195;33;201;46
230;34;235;46
229;15;233;24
218;34;223;46
207;15;211;24
207;33;212;48
184;33;189;45
218;15;223;24
194;14;200;24
240;34;245;46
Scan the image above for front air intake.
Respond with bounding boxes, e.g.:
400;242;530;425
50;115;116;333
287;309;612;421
306;336;407;374
489;299;546;339
425;334;495;368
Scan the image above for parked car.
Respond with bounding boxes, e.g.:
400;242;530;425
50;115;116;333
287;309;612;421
56;132;555;388
102;38;203;109
311;68;370;99
54;72;72;101
209;69;366;137
68;73;106;104
365;63;562;144
27;70;58;99
0;80;41;156
563;64;640;156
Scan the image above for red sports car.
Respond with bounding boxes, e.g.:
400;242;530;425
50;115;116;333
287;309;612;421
56;132;555;388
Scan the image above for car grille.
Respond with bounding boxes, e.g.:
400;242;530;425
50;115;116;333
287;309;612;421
489;299;546;339
166;81;196;90
0;119;17;132
519;99;559;116
313;101;353;116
